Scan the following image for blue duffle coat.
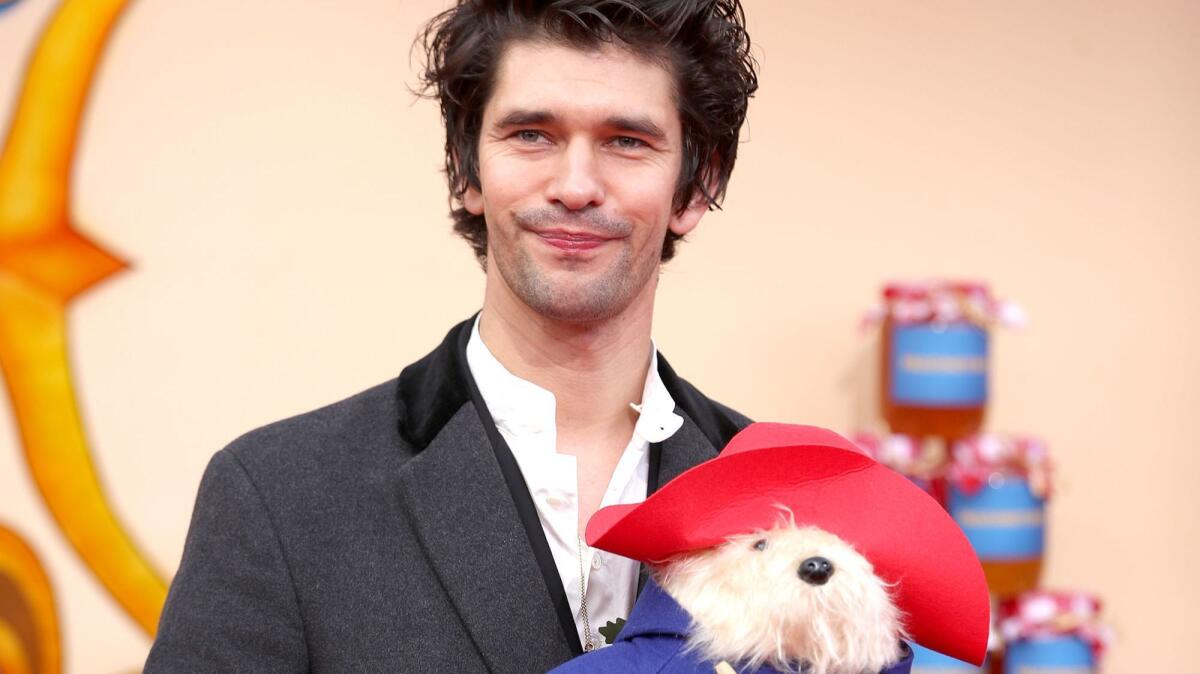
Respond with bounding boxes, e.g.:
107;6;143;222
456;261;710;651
548;580;914;674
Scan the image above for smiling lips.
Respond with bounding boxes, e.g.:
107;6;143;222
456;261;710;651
534;228;619;252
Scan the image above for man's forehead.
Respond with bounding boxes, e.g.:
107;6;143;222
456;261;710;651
485;40;679;130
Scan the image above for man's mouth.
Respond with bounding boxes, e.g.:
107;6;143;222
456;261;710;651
533;228;616;252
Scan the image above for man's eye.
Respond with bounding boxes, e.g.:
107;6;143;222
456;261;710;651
612;136;646;150
514;130;545;143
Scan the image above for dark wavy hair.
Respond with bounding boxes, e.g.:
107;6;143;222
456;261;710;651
416;0;758;264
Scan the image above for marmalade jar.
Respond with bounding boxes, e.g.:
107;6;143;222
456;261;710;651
998;592;1109;674
1004;636;1094;674
947;435;1051;598
877;281;997;440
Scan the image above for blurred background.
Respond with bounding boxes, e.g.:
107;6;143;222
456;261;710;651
0;0;1196;672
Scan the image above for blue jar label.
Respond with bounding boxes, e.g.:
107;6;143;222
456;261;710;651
911;642;986;672
1004;636;1094;674
948;478;1045;560
890;324;988;406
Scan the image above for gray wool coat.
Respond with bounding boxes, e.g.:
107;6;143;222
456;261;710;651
144;318;751;673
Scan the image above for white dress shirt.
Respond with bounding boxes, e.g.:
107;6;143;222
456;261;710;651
465;317;683;649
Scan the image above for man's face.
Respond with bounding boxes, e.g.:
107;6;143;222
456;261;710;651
464;41;708;323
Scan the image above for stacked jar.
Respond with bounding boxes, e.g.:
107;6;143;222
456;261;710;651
877;281;1002;441
998;592;1111;674
947;435;1052;599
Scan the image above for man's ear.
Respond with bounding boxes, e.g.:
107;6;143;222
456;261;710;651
669;193;710;237
456;148;484;215
669;160;721;237
463;183;484;216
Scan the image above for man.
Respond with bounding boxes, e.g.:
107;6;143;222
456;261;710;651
145;1;758;671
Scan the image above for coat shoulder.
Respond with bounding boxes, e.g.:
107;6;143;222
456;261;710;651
225;378;412;472
218;378;415;501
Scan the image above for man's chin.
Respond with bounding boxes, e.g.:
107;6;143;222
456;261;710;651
515;281;635;324
524;295;626;324
494;250;646;323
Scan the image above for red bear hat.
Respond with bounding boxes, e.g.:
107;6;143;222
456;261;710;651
587;422;990;666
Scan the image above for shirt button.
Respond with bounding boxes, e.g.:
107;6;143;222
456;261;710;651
545;495;568;510
592;553;603;569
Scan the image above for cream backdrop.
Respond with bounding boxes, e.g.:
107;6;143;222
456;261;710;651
0;0;1196;672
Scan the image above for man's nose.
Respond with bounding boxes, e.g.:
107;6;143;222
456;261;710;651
546;139;605;211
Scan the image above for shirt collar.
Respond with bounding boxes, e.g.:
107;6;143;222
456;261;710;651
630;357;684;444
465;315;682;445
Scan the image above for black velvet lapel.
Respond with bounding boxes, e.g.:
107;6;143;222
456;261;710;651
395;319;476;451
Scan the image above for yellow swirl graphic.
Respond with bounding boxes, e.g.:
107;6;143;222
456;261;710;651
0;524;59;674
0;0;166;637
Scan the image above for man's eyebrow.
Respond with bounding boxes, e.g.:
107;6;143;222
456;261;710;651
494;109;557;128
604;115;667;141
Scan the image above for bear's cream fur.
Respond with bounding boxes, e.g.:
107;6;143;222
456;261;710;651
654;515;906;674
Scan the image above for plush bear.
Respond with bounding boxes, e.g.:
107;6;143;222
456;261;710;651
549;423;990;674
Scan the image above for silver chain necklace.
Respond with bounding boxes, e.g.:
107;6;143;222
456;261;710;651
576;535;596;652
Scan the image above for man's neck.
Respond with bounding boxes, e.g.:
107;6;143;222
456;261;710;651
478;277;656;452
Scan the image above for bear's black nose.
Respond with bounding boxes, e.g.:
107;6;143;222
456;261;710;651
798;557;834;585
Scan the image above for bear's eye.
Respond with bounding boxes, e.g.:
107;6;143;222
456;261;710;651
752;539;767;551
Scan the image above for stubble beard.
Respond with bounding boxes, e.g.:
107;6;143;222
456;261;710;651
494;207;662;323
